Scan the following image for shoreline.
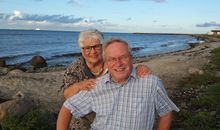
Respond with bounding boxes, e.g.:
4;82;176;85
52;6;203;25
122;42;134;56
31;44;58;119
135;41;220;92
0;41;199;72
0;41;220;111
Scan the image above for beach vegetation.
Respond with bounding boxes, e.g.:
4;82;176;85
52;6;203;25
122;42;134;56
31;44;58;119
0;108;56;130
195;34;220;42
172;47;220;130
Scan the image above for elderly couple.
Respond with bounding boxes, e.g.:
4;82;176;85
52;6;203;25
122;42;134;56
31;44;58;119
57;29;179;130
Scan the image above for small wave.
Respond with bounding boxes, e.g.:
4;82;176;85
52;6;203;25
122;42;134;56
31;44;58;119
0;52;40;60
52;52;82;58
131;47;145;52
160;42;175;47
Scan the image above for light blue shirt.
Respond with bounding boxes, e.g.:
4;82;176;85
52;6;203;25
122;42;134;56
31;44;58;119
64;67;179;130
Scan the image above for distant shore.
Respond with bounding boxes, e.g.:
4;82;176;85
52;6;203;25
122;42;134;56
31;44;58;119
133;32;195;36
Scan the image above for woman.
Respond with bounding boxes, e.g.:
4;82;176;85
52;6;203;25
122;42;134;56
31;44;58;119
60;29;151;130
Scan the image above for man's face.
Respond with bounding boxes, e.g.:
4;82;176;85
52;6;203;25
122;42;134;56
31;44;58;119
105;42;133;83
81;38;103;64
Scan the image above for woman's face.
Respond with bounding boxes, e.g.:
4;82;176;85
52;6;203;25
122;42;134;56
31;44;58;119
81;38;103;65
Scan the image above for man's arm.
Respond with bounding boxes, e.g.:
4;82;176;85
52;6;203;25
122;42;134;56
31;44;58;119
156;112;172;130
56;105;72;130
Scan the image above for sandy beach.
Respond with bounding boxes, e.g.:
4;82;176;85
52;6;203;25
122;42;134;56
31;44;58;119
0;41;220;113
135;41;220;92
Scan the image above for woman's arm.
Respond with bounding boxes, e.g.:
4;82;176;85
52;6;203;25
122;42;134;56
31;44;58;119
56;105;72;130
63;79;96;99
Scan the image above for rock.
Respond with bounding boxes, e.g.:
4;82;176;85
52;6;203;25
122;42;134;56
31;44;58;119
215;71;220;77
0;98;35;122
0;67;9;75
198;70;204;75
0;70;64;112
0;60;6;67
188;67;203;75
30;55;47;69
7;69;24;75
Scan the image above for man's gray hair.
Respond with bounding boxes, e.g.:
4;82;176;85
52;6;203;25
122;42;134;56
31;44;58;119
103;38;132;60
77;29;104;47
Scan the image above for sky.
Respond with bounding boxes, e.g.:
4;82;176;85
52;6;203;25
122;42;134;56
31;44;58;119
0;0;220;34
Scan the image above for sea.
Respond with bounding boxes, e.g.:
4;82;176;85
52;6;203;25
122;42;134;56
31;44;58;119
0;29;200;68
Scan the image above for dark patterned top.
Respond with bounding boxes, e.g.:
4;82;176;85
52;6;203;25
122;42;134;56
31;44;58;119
61;56;96;130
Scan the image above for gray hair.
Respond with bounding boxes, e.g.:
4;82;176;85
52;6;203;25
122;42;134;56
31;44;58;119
103;38;132;60
77;29;104;47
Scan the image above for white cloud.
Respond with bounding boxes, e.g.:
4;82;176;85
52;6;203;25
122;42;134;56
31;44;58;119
112;0;166;3
0;11;117;31
8;10;23;21
196;21;220;27
67;0;81;6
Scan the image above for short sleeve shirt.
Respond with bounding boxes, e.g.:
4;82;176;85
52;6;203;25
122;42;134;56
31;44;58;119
64;68;179;130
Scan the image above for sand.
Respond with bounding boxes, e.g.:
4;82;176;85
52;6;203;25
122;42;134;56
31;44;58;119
0;41;220;111
135;41;220;92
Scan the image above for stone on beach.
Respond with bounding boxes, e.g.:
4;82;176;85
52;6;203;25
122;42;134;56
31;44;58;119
0;60;6;67
0;68;64;112
0;98;35;122
30;55;47;69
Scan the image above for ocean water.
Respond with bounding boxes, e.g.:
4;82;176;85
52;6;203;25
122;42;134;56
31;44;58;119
0;29;199;67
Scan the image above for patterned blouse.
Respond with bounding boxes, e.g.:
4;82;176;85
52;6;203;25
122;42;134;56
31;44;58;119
61;56;96;130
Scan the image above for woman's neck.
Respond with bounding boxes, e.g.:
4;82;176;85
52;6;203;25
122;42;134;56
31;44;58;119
86;60;104;76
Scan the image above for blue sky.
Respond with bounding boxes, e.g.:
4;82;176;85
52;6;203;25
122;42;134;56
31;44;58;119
0;0;220;33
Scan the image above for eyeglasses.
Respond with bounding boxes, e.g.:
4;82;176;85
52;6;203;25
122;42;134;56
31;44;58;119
82;44;102;53
106;55;130;64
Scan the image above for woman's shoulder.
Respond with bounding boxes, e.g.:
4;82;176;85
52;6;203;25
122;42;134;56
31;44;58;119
66;58;84;73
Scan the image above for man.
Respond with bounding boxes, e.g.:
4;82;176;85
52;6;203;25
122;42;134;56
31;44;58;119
57;38;179;130
59;29;152;130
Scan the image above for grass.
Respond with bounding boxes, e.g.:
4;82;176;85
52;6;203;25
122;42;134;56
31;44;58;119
171;47;220;130
0;108;56;130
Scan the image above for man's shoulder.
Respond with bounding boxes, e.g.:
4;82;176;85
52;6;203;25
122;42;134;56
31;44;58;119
138;74;163;90
141;74;161;82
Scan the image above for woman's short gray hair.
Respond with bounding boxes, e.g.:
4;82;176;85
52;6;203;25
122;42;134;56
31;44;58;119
77;29;104;47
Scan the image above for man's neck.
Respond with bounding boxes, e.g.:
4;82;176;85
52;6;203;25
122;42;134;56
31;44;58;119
111;77;130;85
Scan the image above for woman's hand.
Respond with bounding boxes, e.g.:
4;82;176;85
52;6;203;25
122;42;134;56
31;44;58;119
136;64;152;78
64;79;96;99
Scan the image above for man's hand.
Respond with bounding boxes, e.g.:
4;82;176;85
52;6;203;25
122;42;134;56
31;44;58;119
136;64;152;78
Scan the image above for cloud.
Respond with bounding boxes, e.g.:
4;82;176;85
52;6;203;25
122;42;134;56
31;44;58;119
112;0;166;2
112;0;129;1
9;10;23;20
0;10;117;31
196;21;220;27
152;0;165;3
67;0;81;6
1;11;84;24
153;20;158;23
127;17;132;21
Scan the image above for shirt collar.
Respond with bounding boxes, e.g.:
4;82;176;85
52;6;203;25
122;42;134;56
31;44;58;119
103;66;137;84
